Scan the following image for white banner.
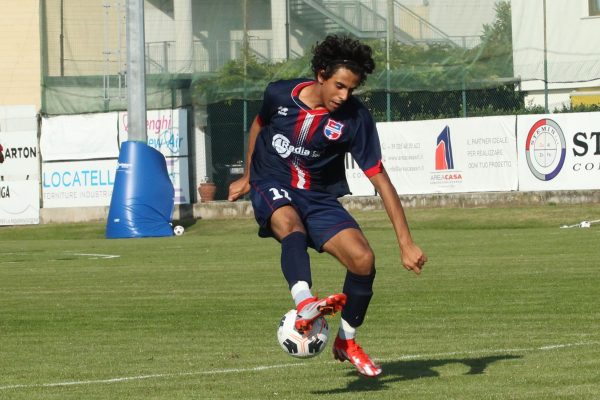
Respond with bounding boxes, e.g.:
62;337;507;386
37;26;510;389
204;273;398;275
345;153;376;196
517;112;600;191
0;130;39;180
42;160;117;208
0;180;40;225
118;109;189;157
42;158;190;208
40;109;191;208
40;113;120;161
0;105;37;132
347;116;518;195
166;156;191;204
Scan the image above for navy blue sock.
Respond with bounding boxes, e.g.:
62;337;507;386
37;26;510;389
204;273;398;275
341;269;376;328
280;232;312;290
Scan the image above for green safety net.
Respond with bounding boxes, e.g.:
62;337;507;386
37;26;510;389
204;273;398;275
40;0;518;115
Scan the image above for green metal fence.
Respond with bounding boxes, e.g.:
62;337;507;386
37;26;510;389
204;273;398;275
38;1;600;200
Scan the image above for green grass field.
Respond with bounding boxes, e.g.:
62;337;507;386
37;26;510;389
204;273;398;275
1;203;599;399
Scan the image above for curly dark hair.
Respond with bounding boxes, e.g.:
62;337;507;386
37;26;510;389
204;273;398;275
310;35;375;86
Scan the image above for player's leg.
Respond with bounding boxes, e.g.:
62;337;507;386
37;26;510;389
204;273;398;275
251;182;312;298
270;206;345;331
323;228;376;327
250;181;345;331
322;228;382;377
270;204;312;297
300;192;381;376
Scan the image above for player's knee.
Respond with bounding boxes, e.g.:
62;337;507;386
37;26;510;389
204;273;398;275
350;248;375;275
271;207;305;239
276;225;305;241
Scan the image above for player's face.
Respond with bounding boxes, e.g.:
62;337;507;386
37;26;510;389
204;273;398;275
317;67;360;112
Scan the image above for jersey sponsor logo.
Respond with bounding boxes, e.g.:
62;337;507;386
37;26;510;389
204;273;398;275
277;106;289;116
323;119;344;141
272;134;321;159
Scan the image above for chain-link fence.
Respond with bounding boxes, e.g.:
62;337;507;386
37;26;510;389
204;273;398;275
41;1;521;112
39;0;600;200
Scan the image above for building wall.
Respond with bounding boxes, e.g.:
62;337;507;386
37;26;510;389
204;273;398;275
44;1;124;77
387;0;496;46
0;0;41;109
145;0;276;72
424;0;496;44
512;0;600;109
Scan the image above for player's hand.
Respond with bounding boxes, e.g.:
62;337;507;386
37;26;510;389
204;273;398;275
228;176;250;202
400;242;427;275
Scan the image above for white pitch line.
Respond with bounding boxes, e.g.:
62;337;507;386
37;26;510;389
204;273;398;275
376;341;598;362
0;364;305;391
72;253;120;259
0;341;597;391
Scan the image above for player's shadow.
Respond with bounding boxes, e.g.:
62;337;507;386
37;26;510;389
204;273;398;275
312;354;523;395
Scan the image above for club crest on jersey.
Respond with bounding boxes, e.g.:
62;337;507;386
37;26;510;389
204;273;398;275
323;119;344;141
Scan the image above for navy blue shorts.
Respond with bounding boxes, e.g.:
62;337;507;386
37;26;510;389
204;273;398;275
250;180;360;252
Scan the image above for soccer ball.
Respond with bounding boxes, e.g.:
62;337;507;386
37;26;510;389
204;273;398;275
277;309;329;358
173;225;185;236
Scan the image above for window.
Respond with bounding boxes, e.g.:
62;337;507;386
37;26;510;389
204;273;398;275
590;0;600;16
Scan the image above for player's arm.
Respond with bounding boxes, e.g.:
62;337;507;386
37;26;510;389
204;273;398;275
228;116;262;201
369;167;427;274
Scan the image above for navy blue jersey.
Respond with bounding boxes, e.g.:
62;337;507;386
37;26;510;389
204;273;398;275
250;78;382;197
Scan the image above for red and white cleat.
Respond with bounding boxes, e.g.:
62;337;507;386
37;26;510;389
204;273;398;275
332;335;382;377
294;294;346;333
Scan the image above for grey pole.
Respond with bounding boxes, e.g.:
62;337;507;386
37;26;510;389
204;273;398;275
285;0;290;60
543;0;549;113
126;0;147;142
386;0;393;122
243;0;249;166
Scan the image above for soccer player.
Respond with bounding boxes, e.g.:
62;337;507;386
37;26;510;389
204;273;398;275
228;35;427;377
